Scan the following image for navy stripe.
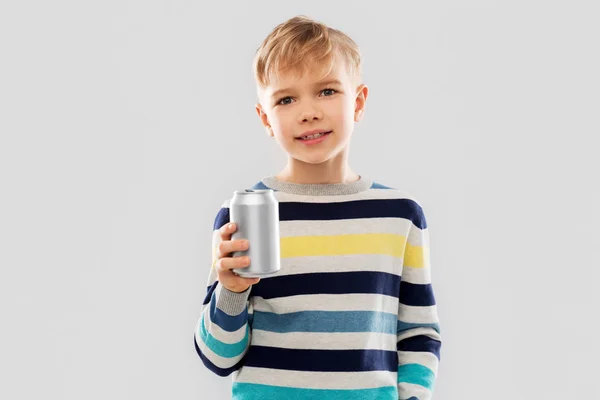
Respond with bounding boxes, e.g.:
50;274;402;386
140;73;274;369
215;189;427;230
250;271;401;300
203;281;218;306
397;335;442;360
209;290;248;332
194;335;245;376
399;281;436;306
278;199;426;229
212;207;230;230
244;346;398;372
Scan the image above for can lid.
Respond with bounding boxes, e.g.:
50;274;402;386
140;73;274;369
234;189;274;195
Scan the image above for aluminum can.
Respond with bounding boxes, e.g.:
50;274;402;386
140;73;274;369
230;188;280;278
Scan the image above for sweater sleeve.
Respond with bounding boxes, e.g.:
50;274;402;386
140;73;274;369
194;205;253;376
397;200;442;399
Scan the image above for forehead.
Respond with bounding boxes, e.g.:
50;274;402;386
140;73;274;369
267;59;350;92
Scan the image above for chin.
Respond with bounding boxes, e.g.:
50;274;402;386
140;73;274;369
294;153;337;165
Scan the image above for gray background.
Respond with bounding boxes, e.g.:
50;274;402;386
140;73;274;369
1;1;598;399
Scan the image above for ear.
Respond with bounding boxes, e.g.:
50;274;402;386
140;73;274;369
255;103;274;137
354;84;369;122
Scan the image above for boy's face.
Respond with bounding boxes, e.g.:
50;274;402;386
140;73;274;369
255;57;368;166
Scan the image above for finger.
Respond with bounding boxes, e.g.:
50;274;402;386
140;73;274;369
219;222;236;241
216;255;251;271
217;239;249;259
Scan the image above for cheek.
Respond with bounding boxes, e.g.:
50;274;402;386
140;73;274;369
271;109;292;129
330;97;353;118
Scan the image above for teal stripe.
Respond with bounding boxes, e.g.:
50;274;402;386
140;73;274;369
232;382;397;400
397;363;435;390
199;313;249;358
252;310;398;334
397;320;441;335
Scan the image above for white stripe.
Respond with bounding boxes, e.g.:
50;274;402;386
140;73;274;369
397;350;439;373
279;217;410;237
397;304;440;324
250;330;397;351
398;382;432;399
397;327;442;343
235;366;397;390
400;265;431;284
252;293;399;314
275;253;402;277
194;324;246;368
407;224;428;247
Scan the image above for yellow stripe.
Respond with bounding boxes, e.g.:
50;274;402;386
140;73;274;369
280;233;407;258
404;242;429;268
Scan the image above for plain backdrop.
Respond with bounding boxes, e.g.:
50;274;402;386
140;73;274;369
1;1;598;399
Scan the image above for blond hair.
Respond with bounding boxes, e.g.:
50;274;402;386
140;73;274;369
253;15;362;91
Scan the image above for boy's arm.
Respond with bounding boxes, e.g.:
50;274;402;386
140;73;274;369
397;201;442;399
194;206;252;376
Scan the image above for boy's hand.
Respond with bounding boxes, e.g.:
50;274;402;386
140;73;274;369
214;222;260;293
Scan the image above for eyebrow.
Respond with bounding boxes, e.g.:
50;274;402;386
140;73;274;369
270;79;344;100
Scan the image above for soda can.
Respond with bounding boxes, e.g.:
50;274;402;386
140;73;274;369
230;188;281;278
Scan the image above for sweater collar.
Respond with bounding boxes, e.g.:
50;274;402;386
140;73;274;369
259;175;373;196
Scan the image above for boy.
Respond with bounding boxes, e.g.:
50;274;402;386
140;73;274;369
194;15;442;400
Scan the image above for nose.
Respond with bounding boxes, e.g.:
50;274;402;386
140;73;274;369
297;102;323;123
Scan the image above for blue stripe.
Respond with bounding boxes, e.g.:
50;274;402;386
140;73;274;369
244;346;398;372
370;182;394;189
194;335;245;377
209;290;248;332
250;181;270;190
397;335;442;360
252;310;398;334
199;314;249;358
212;207;230;230
397;320;441;335
250;271;401;300
278;198;427;229
399;281;436;306
232;382;397;400
397;363;435;390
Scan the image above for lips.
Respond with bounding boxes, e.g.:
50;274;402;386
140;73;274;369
295;130;332;140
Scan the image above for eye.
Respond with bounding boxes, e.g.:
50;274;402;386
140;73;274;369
276;96;293;106
276;88;337;106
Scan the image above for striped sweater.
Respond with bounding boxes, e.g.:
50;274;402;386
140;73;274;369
194;175;442;400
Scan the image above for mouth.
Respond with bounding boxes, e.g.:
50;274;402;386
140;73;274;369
295;130;332;141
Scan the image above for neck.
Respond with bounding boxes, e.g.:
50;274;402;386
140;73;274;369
277;151;359;184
